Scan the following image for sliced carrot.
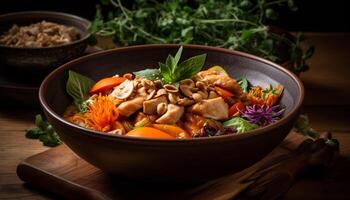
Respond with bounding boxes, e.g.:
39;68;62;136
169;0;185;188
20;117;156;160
90;77;127;94
126;127;174;139
214;86;234;99
151;124;190;139
228;101;245;117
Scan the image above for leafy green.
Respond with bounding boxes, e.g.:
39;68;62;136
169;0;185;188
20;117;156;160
25;115;62;147
133;46;206;84
223;117;259;133
159;46;206;84
66;70;95;112
237;78;249;93
294;114;339;150
294;114;319;138
262;85;277;100
133;68;162;80
92;0;314;74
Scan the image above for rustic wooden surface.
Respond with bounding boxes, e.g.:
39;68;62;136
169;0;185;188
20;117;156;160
1;33;350;199
15;131;319;200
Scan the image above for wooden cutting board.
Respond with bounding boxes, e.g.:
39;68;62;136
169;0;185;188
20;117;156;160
16;132;319;200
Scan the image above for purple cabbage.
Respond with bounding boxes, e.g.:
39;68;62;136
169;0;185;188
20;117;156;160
241;105;285;126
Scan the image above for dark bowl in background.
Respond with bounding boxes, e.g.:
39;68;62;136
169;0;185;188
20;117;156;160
39;44;304;183
0;11;91;71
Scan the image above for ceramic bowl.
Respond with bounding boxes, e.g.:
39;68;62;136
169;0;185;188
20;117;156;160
39;44;304;182
0;11;91;70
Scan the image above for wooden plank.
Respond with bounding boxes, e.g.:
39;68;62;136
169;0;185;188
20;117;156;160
13;132;336;200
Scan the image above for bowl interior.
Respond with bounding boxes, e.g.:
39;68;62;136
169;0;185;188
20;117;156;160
42;45;302;125
0;11;90;45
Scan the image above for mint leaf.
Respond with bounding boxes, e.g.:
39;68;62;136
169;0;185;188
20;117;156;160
223;117;259;133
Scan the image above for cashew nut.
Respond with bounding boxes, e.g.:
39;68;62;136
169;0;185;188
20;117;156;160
164;84;179;93
157;103;167;115
192;93;203;102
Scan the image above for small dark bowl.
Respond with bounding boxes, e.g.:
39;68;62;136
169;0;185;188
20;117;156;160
0;11;91;70
39;44;304;183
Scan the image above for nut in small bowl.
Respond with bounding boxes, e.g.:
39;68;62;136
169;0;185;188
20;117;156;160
0;11;91;71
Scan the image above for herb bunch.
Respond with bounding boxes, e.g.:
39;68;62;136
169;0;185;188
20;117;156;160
26;115;62;147
91;0;314;74
133;46;206;84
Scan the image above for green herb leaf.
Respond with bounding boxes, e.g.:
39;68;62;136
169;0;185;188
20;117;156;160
265;8;278;20
35;114;48;130
93;0;313;74
174;54;206;82
25;115;62;147
159;46;206;84
66;70;95;112
133;68;162;80
25;127;45;139
237;78;249;93
304;45;315;60
223;117;259;133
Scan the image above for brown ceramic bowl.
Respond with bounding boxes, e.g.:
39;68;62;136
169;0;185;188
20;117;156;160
39;44;304;183
0;11;91;70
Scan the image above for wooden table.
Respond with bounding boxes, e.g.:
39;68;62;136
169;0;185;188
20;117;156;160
1;33;350;199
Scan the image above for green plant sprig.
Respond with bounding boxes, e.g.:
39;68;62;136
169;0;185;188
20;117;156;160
91;0;314;74
25;115;62;147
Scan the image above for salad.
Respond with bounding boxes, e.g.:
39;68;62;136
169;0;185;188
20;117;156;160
64;46;284;139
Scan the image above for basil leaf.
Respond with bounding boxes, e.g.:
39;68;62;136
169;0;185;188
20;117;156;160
223;117;259;133
173;46;183;68
133;68;161;80
159;62;172;83
66;70;95;111
158;46;207;84
174;54;206;82
160;46;183;84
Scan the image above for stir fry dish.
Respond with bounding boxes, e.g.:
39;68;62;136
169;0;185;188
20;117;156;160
64;47;285;139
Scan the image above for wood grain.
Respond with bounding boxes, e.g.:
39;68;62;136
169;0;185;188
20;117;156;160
0;33;350;199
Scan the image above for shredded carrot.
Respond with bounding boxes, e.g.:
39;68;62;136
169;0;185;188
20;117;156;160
247;85;283;107
69;113;90;127
247;86;264;106
84;94;119;132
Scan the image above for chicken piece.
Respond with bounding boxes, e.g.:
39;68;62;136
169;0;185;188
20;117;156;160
181;113;206;137
189;97;229;120
194;70;242;96
143;96;168;115
156;104;184;124
118;97;144;117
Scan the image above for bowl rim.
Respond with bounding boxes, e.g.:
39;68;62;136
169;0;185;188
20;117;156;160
0;11;91;50
39;44;304;145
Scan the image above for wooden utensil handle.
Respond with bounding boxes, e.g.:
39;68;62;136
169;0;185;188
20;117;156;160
17;163;112;200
